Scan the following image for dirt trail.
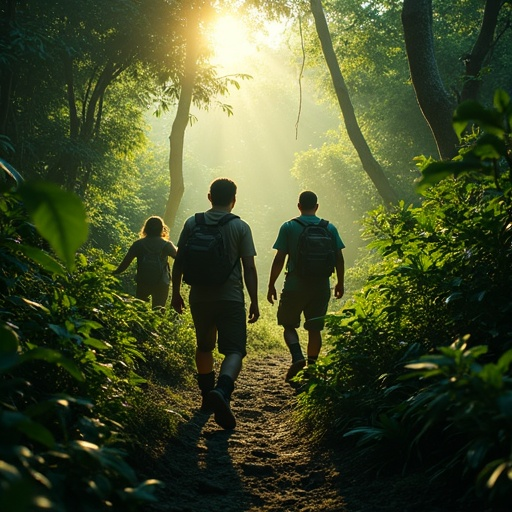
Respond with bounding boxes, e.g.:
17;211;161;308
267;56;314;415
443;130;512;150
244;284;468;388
146;353;458;512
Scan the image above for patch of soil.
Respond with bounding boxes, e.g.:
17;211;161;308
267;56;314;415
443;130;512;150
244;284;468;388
144;353;466;512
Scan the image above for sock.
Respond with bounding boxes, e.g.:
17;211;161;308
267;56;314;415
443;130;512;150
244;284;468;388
289;342;304;363
308;355;318;366
197;371;215;397
216;374;235;400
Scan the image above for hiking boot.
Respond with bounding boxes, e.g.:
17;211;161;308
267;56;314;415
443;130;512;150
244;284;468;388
285;359;306;383
199;395;213;415
197;371;215;414
206;389;236;430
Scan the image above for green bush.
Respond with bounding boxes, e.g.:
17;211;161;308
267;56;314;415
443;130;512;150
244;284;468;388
296;90;512;507
0;178;196;510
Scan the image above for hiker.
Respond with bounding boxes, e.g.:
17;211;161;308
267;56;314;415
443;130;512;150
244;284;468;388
267;190;345;384
113;216;177;308
171;178;259;430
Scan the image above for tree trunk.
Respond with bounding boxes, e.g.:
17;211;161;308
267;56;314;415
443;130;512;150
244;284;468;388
163;21;198;233
309;0;398;206
401;0;459;159
0;0;17;135
461;0;502;103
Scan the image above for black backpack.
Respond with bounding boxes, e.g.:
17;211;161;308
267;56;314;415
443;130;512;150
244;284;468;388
137;240;170;286
293;218;336;278
181;213;240;286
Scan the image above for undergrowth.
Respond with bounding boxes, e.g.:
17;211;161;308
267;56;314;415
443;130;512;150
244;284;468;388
295;91;512;509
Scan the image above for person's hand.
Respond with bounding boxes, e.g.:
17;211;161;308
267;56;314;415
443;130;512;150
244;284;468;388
267;285;277;305
334;283;345;299
248;302;260;323
171;294;185;314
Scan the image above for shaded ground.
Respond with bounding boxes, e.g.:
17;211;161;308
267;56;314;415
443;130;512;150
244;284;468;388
145;353;465;512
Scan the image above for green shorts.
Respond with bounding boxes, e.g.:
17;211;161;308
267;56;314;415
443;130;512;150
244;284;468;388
190;300;247;357
277;286;331;331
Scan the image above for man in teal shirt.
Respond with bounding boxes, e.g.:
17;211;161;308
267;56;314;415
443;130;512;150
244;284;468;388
267;191;345;383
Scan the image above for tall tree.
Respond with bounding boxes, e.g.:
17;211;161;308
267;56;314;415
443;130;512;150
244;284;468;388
163;3;202;233
402;0;508;159
0;0;16;136
309;0;398;205
1;0;183;194
161;1;252;232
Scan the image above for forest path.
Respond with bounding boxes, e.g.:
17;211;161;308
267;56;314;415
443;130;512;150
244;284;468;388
146;353;455;512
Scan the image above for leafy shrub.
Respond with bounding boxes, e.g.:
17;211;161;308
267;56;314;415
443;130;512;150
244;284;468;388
0;177;196;510
296;90;512;507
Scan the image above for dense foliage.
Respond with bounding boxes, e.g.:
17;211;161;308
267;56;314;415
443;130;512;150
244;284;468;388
0;176;196;511
2;1;512;509
292;0;512;208
296;91;512;508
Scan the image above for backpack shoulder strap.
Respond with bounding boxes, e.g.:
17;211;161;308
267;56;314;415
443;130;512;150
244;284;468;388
293;217;329;228
218;213;240;226
194;212;206;225
142;238;168;258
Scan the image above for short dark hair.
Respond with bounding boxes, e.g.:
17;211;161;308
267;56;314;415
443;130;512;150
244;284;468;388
210;178;237;207
298;191;317;210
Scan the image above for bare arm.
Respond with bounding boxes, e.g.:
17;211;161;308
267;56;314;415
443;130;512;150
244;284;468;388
241;255;259;323
171;254;185;313
334;250;345;299
112;252;135;274
169;241;178;259
267;250;286;304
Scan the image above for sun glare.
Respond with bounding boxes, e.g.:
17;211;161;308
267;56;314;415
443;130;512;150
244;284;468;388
210;15;254;67
209;14;285;70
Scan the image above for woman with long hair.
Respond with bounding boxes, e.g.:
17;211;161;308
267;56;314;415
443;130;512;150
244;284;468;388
113;216;177;308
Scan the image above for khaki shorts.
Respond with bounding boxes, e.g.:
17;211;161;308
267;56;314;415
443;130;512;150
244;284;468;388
277;287;331;331
190;300;247;357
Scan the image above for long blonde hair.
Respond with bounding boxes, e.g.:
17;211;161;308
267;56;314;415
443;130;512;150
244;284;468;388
140;216;169;238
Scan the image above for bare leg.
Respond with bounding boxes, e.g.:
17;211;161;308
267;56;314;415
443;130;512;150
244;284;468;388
196;348;214;374
307;330;322;360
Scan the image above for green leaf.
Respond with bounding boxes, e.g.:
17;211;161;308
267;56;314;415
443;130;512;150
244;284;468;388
21;298;50;314
404;362;439;370
415;160;484;194
0;158;24;187
0;460;22;481
493;89;510;114
0;324;19;354
487;461;507;488
21;347;84;382
122;479;162;502
0;325;21;373
2;411;55;448
17;420;56;448
18;181;89;271
472;133;507;160
497;350;512;372
15;243;67;276
82;338;110;350
453;101;505;139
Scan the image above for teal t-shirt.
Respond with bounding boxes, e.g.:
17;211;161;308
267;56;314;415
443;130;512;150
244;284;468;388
272;215;345;291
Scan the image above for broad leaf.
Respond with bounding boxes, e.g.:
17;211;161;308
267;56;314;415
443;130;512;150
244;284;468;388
15;243;67;276
21;347;84;382
453;101;504;139
18;182;88;271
